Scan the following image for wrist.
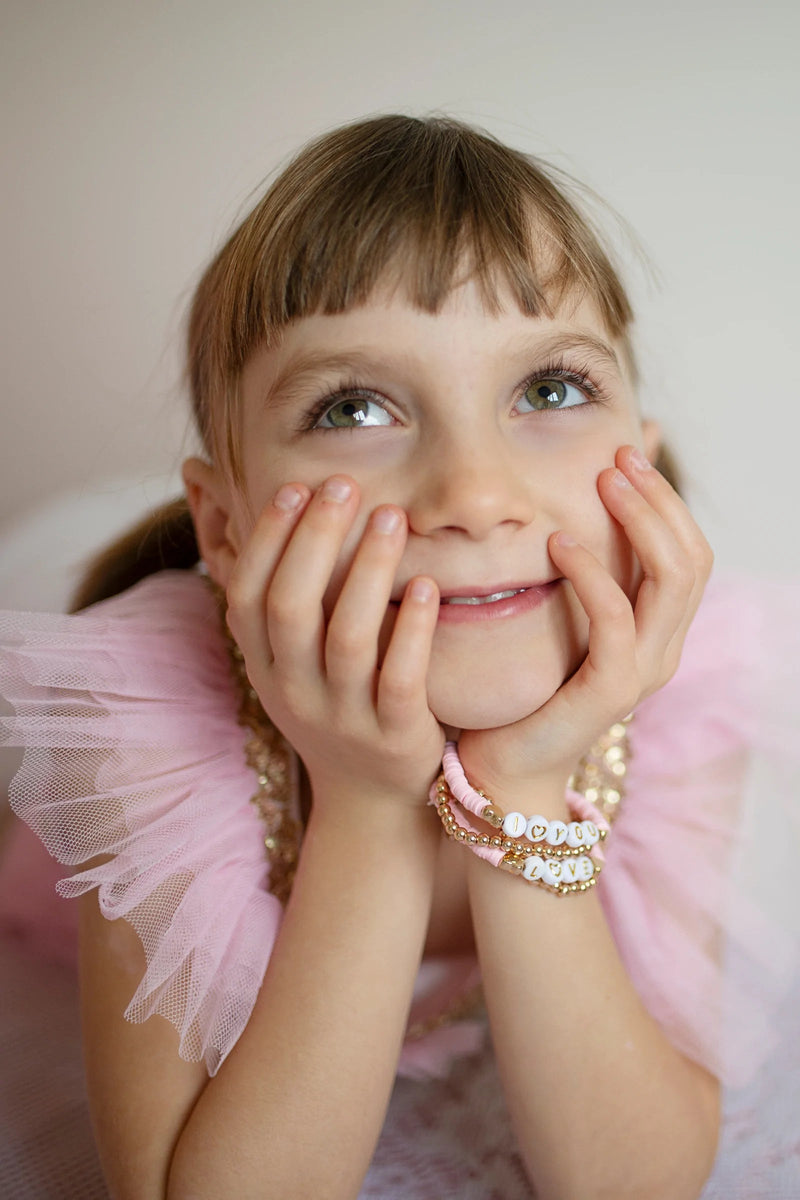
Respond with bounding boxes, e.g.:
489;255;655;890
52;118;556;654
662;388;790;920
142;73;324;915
457;749;572;818
303;750;442;817
306;789;441;845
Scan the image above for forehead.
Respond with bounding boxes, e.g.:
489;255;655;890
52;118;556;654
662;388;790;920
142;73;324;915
244;280;626;397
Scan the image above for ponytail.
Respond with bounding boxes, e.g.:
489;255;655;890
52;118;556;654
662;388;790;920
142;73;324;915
69;497;199;613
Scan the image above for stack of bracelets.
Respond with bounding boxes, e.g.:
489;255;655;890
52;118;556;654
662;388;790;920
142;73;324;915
430;742;612;897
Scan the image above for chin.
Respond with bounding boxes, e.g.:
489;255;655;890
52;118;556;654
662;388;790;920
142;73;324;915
428;671;567;731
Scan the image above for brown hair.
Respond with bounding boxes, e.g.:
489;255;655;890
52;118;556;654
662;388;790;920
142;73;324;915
71;114;673;612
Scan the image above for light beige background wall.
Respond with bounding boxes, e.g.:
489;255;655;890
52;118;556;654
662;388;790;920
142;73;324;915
1;0;798;609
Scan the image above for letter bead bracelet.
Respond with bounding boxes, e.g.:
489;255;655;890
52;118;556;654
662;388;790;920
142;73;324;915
429;741;613;897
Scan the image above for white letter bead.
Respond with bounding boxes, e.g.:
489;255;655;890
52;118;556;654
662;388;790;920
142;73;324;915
560;858;578;883
542;859;563;886
545;820;568;846
522;855;546;881
502;811;528;838
576;855;595;882
565;821;586;848
582;821;600;847
525;815;549;842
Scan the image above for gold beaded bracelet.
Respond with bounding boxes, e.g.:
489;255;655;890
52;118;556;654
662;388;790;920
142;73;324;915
429;747;612;897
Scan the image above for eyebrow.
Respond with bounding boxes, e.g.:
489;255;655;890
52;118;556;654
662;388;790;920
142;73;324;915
263;329;621;411
264;350;412;410
518;330;621;370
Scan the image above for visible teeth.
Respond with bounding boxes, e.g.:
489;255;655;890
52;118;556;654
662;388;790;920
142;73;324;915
442;589;525;606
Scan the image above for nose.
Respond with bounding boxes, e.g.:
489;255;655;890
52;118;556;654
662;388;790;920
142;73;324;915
405;428;536;540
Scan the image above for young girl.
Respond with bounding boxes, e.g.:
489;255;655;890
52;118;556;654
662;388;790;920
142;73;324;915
1;114;798;1200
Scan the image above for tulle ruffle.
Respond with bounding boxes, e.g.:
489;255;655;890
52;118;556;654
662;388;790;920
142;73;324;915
2;570;798;1087
0;575;281;1076
600;576;800;1086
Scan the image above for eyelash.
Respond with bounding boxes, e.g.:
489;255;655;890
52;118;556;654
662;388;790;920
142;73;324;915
299;382;389;432
298;356;607;432
518;359;606;409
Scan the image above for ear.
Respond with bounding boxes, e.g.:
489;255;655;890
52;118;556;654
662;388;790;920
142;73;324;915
181;457;242;589
640;418;662;465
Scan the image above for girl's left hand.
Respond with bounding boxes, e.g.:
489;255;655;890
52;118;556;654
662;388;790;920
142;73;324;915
458;445;714;799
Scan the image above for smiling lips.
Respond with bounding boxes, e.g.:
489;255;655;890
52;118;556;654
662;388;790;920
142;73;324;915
435;580;560;624
441;588;526;605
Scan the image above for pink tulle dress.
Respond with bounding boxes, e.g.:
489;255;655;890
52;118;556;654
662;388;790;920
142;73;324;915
1;568;799;1195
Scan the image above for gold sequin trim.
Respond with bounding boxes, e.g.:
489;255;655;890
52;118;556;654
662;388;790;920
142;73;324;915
404;984;485;1042
207;578;301;906
567;715;632;824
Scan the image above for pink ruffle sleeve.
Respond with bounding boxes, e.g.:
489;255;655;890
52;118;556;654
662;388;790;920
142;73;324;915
0;572;280;1076
598;575;800;1087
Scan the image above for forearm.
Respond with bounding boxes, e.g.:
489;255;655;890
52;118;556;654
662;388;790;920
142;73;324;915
168;799;440;1200
468;852;720;1200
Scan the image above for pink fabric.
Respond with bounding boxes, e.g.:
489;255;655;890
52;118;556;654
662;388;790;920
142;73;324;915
0;818;78;966
1;569;798;1087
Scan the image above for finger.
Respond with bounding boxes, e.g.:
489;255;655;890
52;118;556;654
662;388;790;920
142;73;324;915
597;462;706;667
615;445;714;620
547;533;638;714
377;577;440;731
226;482;311;663
324;505;408;694
266;476;361;672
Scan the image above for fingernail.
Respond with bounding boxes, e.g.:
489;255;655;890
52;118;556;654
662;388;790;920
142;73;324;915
409;578;435;602
273;484;304;512
629;447;651;471
372;507;401;534
321;477;352;503
555;531;576;547
612;470;632;488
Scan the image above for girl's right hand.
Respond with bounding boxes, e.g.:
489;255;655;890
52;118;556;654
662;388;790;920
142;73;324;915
225;475;445;810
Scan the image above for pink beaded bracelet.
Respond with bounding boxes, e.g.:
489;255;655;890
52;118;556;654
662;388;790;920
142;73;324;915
429;742;611;896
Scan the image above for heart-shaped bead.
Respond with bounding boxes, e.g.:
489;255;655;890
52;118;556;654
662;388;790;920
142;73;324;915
525;816;548;842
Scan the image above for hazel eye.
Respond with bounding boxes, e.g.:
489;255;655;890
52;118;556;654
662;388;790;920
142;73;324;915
315;397;393;429
518;378;587;412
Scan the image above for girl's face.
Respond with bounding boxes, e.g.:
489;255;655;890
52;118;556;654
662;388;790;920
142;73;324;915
228;279;657;730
